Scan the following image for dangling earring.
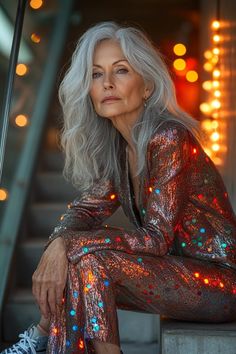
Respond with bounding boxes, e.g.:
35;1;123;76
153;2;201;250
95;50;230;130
144;97;147;108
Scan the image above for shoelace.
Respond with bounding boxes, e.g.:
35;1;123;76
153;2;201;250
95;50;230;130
5;329;37;354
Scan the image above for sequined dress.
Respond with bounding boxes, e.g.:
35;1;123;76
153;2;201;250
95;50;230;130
45;119;236;353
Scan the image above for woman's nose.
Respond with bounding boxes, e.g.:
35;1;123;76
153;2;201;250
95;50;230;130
103;73;114;89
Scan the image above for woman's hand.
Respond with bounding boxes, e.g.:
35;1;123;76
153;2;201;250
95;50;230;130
32;237;68;319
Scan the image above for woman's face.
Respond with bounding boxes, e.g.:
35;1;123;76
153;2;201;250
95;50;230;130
89;39;150;122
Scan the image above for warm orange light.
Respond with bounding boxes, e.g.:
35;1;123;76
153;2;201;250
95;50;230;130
204;278;209;284
30;0;43;9
194;272;200;278
219;282;224;288
213;69;221;78
211;121;219;129
211;99;221;109
200;103;211;114
52;327;58;334
202;81;212;91
211;56;219;64
15;114;28;127
203;62;213;72
214;90;221;97
201;119;213;131
173;58;186;71
212;143;220;151
148;187;153;192
173;43;186;56
204;50;212;60
78;339;84;349
186;70;198;82
212;80;220;88
212;112;219;119
213;34;220;43
16;63;28;76
0;188;8;201
211;132;220;141
204;148;212;157
212;20;220;29
212;47;220;55
110;194;116;200
31;33;41;43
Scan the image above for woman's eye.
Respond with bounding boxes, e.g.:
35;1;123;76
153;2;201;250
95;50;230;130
117;68;128;74
92;72;102;79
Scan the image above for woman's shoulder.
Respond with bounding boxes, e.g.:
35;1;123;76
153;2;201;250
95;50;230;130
148;118;191;150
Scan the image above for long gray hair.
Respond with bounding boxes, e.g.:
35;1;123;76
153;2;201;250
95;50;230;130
59;21;202;191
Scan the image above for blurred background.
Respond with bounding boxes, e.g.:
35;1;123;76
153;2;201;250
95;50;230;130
0;0;236;352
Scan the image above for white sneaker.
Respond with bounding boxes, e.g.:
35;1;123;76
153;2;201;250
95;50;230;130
1;324;48;354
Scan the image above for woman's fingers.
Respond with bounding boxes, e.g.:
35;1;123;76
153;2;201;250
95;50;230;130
47;287;57;317
39;286;50;319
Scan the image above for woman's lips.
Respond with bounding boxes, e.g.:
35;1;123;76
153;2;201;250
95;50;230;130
101;96;121;103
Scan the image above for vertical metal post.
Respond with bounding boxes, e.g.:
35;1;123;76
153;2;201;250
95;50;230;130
0;0;27;183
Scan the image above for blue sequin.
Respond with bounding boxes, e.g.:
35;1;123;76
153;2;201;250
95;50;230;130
93;324;100;331
91;317;97;323
98;301;104;308
155;188;160;194
141;208;146;215
198;242;203;247
200;228;206;233
70;309;76;316
83;247;89;253
73;291;78;298
181;242;186;247
104;280;109;286
72;325;78;331
221;243;227;248
105;238;111;243
137;257;143;262
86;284;92;289
66;340;71;347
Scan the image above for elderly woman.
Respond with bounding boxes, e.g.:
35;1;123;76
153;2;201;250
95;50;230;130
2;21;236;354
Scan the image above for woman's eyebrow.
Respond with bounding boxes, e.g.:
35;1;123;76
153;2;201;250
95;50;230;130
93;59;128;68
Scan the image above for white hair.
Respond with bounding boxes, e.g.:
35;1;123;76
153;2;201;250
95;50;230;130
59;21;202;191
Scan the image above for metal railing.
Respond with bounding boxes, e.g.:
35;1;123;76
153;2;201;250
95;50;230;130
0;0;74;327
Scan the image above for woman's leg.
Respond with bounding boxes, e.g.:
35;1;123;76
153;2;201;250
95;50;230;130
46;250;236;353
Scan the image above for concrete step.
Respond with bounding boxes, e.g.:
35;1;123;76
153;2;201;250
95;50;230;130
3;288;159;346
121;342;158;354
35;172;78;202
42;150;64;172
161;319;236;354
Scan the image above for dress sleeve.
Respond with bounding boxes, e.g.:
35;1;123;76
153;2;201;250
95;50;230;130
44;179;120;249
65;122;191;264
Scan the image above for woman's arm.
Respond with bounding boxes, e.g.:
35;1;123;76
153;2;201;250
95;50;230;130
64;122;191;263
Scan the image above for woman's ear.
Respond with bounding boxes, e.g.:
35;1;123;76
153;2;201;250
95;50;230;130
144;81;154;99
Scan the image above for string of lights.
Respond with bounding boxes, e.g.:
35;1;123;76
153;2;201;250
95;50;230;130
0;0;43;202
200;1;222;165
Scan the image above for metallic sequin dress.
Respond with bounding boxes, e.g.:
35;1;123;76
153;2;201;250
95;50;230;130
45;119;236;353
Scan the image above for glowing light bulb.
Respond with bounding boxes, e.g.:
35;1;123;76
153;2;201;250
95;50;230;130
211;132;220;141
15;114;28;127
16;63;28;76
186;70;198;82
173;58;186;71
214;90;221;97
211;121;219;129
213;34;220;43
173;43;187;56
204;50;212;60
201;119;213;131
30;0;43;9
212;47;220;55
203;62;213;72
0;188;8;201
212;112;219;119
212;143;220;151
213;69;221;78
200;103;211;114
202;81;212;91
211;56;219;64
212;80;220;88
212;20;220;29
31;33;41;43
211;99;221;109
